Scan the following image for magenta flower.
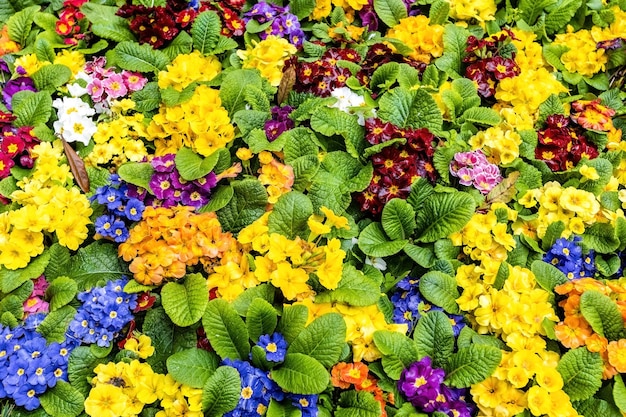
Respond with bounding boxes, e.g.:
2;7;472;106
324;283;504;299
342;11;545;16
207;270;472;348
398;356;446;411
31;276;49;297
23;297;49;315
122;70;147;92
102;73;128;99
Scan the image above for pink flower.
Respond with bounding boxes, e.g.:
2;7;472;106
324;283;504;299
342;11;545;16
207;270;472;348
23;297;49;315
122;71;147;92
102;73;128;99
32;276;49;297
87;78;105;102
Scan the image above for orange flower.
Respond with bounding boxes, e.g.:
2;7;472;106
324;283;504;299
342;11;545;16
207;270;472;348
559;294;581;316
554;316;592;349
585;333;608;353
607;339;626;373
331;362;369;388
331;363;351;389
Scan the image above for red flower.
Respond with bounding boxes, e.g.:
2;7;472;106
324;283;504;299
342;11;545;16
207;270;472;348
133;292;156;312
0;154;14;178
1;135;25;157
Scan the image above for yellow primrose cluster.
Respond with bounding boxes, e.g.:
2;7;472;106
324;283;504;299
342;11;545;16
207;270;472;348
386;16;444;64
517;181;602;239
0;141;92;269
147;84;234;157
472;334;579;417
495;64;568;122
310;0;367;20
446;0;496;24
13;53;49;76
553;29;608;77
297;298;408;362
237;35;297;87
158;51;221;91
84;359;202;417
209;209;349;301
450;203;517;263
86;110;149;167
53;50;86;78
257;151;294;204
456;262;558;337
468;124;522;165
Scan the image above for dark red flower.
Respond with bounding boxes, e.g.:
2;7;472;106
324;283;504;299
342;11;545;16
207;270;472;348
133;292;156;312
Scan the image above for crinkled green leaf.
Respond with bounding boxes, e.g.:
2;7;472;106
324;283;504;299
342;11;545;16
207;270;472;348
370;62;400;90
203;298;250;361
373;330;420;379
232;284;275;317
68;242;125;290
435;25;469;77
32;64;72;92
113;41;170;73
46;276;78;312
429;0;450;24
37;305;76;343
166;348;220;388
117;161;154;192
558;347;603;401
373;0;407;26
132;82;161;113
541;220;566;251
267;400;301;417
80;3;136;42
39;380;84;417
378;87;443;133
175;147;219;181
444;345;502;388
404;244;436;268
414;310;455;369
358;222;408;257
580;290;625;341
271;353;329;394
290;0;316;19
220;69;264;116
581;223;620;254
44;243;71;281
543;43;569;71
316;264;381;307
162;31;193;62
202;366;241;417
415;192;476;243
574;398;622;417
336;390;381;417
268;191;313;240
459;107;501;126
0;250;49;293
614;374;626;413
13;91;53;127
161;273;208;327
419;271;461;314
199;185;233;213
545;0;583;34
143;307;174;373
310;106;365;159
276;304;309;344
68;347;108;396
217;178;268;233
538;94;565;121
247;298;278;343
531;260;567;291
0;296;22;324
578;157;613;194
7;5;37;45
289;313;346;368
382;198;416;240
191;11;221;54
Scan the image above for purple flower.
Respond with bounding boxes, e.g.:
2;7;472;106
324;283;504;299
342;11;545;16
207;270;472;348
151;154;176;172
150;172;176;200
193;172;217;193
398;357;445;410
2;77;37;110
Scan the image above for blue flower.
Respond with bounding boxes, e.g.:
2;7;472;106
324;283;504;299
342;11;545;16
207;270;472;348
256;333;287;363
94;214;117;238
222;359;283;416
111;220;129;243
12;384;40;411
123;198;145;221
290;394;319;417
543;237;593;280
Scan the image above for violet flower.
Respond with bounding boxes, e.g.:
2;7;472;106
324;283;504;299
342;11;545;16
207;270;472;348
2;77;37;110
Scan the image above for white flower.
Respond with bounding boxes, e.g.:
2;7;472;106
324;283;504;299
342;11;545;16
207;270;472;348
53;97;95;119
329;87;374;126
53;113;97;146
67;71;91;97
365;256;387;271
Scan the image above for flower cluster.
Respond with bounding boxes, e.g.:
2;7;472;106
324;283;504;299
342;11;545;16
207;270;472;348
0;120;39;179
331;361;394;416
264;105;294;141
385;15;444;64
86;111;149;167
255;333;287;362
238;36;297;87
535;114;599;171
52;96;97;146
450;149;503;194
148;154;217;209
85;359;202;417
464;30;520;98
67;278;137;347
55;0;88;45
147;84;235;157
84;58;147;107
244;2;305;46
157;51;221;92
358;119;436;216
399;357;473;416
0;317;76;410
468;124;521;165
1;61;36;110
92;174;145;243
543;237;595;280
257;151;294;204
447;0;496;23
294;48;361;96
119;206;235;285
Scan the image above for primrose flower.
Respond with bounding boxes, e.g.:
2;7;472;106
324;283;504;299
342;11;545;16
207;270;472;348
398;357;445;411
256;333;287;362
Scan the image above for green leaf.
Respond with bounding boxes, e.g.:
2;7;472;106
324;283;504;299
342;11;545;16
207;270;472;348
0;296;22;324
531;260;568;292
378;87;443;132
451;78;481;113
45;276;77;311
381;198;416;240
538;94;565;121
161;273;208;327
231;284;275;316
557;347;603;401
202;366;241;417
459;107;502;126
373;330;420;379
315;264;381;307
541;221;565;252
310;107;365;159
217;178;268;233
290;0;316;19
574;398;622;417
68;347;108;396
519;0;552;23
419;271;461;314
429;0;450;24
43;244;70;281
7;5;38;45
247;298;278;343
267;400;301;417
80;3;136;42
117;162;154;192
175;147;219;181
581;223;620;254
68;242;125;290
199;185;234;213
358;222;408;257
403;244;436;268
373;0;407;26
162;31;193;61
370;62;400;90
37;305;76;343
39;380;84;417
414;310;455;369
271;353;329;394
435;25;469;76
542;43;569;72
267;191;313;240
13;91;53;127
336;391;381;417
276;304;309;344
545;0;583;34
0;250;50;293
132;82;161;113
112;41;170;73
143;307;174;373
444;345;502;388
203;298;250;360
220;69;264;116
580;290;624;341
289;313;346;368
613;374;626;413
415;192;476;243
191;11;221;54
407;177;435;210
166;348;220;388
32;65;72;92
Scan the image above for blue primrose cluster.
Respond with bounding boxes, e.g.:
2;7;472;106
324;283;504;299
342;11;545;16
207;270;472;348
223;356;319;417
91;174;145;243
543;237;596;280
391;277;466;335
67;278;137;347
0;315;77;410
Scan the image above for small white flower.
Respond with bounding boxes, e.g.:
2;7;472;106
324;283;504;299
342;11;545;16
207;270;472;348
365;256;387;271
67;71;91;97
53;97;95;119
53;113;97;146
329;87;373;126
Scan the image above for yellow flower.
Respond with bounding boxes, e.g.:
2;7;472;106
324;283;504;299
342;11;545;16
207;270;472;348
579;165;599;180
527;385;552;416
270;262;311;300
14;53;49;75
0;241;31;270
447;0;496;23
236;147;254;161
554;29;608;77
320;206;349;229
535;367;564;392
237;36;297;87
158;51;221;91
124;334;155;359
136;372;163;405
85;384;129;417
308;214;332;235
386;16;444;64
54;50;85;77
